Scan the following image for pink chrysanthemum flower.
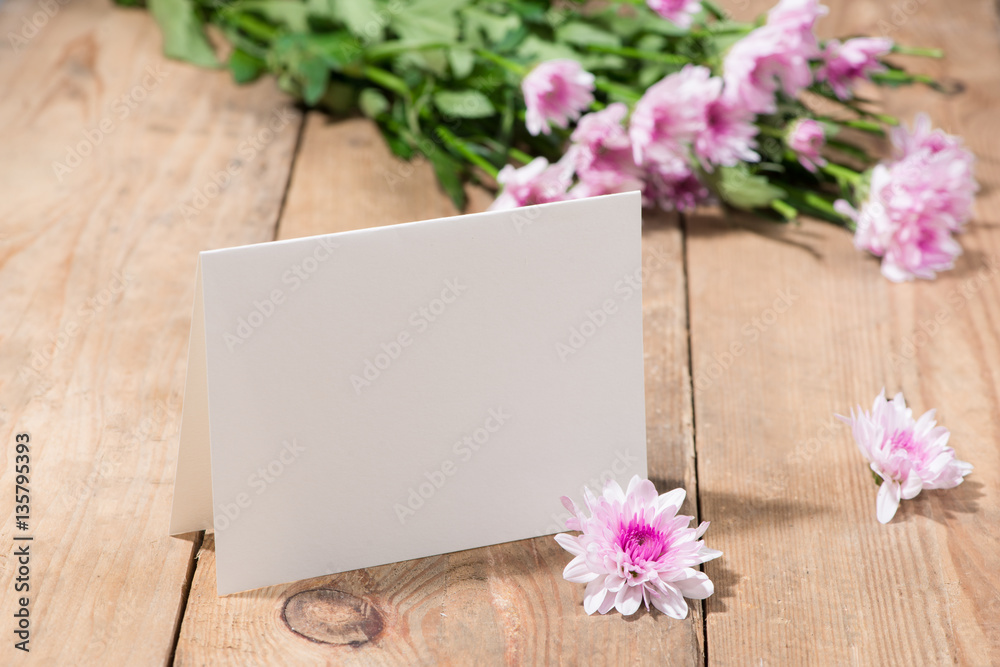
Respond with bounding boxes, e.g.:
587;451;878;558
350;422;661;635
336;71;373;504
630;65;720;167
694;97;760;169
555;475;721;617
787;118;827;172
838;389;972;524
643;161;712;212
647;0;703;28
722;0;827;114
567;103;645;198
522;59;595;136
816;37;893;100
489;157;572;210
835;115;977;281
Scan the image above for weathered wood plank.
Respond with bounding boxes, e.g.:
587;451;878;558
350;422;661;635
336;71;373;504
692;0;1000;664
174;115;702;664
0;0;302;662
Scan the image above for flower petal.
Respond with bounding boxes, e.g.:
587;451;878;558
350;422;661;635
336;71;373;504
563;555;599;583
672;569;714;599
650;584;689;619
696;546;724;564
656;488;686;514
626;476;660;506
876;480;901;524
583;577;609;615
615;585;644;616
554;532;585;557
901;472;923;500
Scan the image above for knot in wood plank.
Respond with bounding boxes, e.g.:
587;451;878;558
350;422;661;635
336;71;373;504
281;588;384;646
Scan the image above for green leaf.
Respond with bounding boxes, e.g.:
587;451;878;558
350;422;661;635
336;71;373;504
307;31;360;70
229;48;264;84
390;0;469;73
148;0;219;67
448;47;475;78
427;149;467;210
239;0;309;32
433;89;494;118
555;21;621;48
299;55;330;105
359;88;390;118
308;0;382;39
462;5;520;45
710;165;787;210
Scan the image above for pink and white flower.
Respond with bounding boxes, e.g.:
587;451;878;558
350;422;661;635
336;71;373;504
723;0;827;114
694;97;760;169
817;37;893;100
647;0;703;28
489;157;573;210
631;65;720;167
836;115;977;281
567;103;645;198
522;59;595;136
838;389;972;523
787;118;827;172
643;159;712;212
556;475;721;617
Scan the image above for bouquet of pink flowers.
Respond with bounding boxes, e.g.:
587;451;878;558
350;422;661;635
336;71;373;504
492;0;977;282
133;0;977;281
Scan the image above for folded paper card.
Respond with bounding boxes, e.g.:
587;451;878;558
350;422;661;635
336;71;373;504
170;191;647;595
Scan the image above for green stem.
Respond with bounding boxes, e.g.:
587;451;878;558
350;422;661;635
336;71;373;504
891;44;944;59
818;116;886;137
771;199;797;221
225;12;280;43
871;70;937;87
701;0;729;20
757;125;784;139
780;184;847;224
367;41;454;62
821;162;862;185
594;78;641;103
474;49;527;76
436;127;500;179
584;43;690;65
362;66;411;100
507;147;534;164
825;137;871;163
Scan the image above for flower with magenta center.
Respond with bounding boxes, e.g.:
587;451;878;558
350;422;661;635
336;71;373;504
522;59;595;136
556;475;721;617
488;157;573;210
787;118;827;172
817;37;893;100
836;114;977;281
646;0;703;28
838;389;972;523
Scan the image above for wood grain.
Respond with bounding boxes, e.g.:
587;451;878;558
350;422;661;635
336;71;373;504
691;0;1000;664
0;0;302;663
173;115;703;665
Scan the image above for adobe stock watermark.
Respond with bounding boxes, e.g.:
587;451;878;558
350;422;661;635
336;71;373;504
178;107;297;222
886;255;999;370
18;269;133;384
7;0;71;52
540;449;642;534
213;438;306;532
555;246;669;362
224;237;339;351
350;278;469;394
692;287;798;394
394;407;511;524
52;64;169;182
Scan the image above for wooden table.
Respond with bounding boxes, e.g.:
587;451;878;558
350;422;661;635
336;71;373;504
1;0;997;664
